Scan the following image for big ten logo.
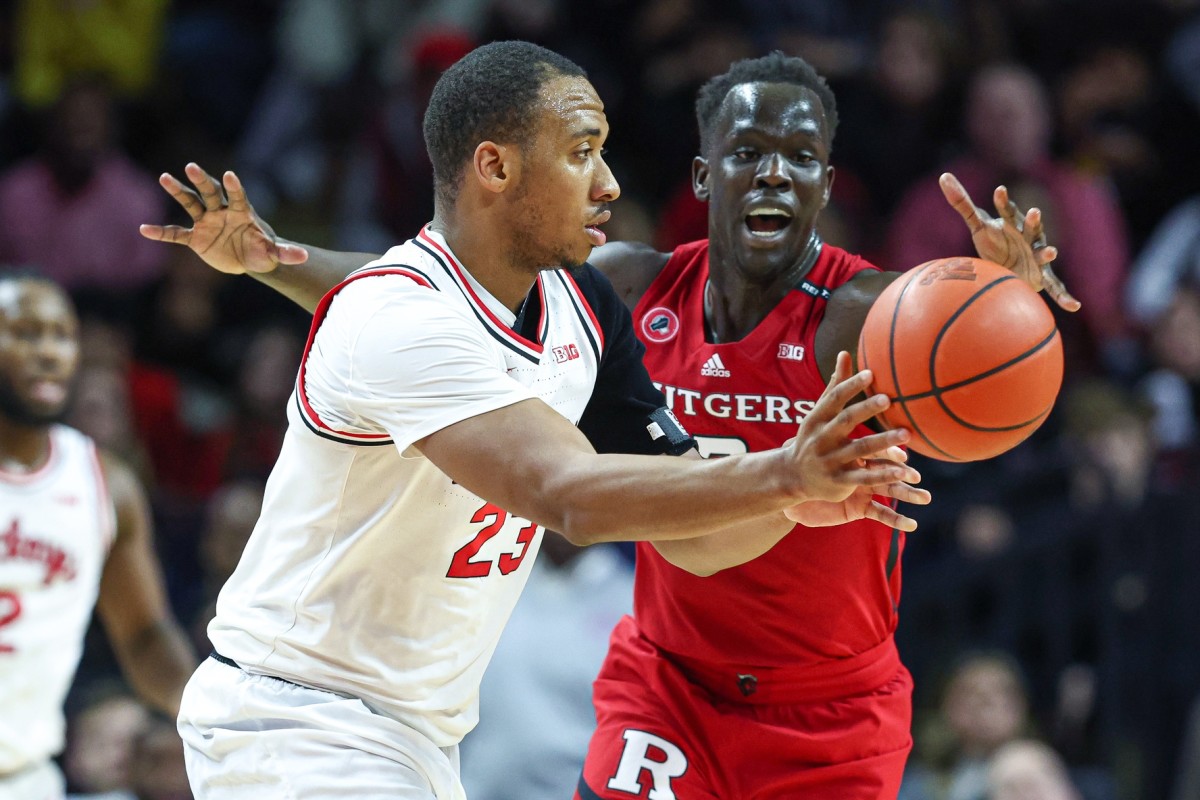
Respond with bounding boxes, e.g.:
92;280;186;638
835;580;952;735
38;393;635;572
777;342;805;362
553;343;580;363
920;258;977;285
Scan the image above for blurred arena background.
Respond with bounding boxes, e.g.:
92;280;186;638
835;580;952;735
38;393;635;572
2;1;1198;798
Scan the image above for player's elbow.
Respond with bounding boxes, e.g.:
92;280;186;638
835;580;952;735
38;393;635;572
649;539;725;577
548;510;624;548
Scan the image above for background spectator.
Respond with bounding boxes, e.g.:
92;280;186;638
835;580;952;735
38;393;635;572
987;739;1083;800
886;63;1131;374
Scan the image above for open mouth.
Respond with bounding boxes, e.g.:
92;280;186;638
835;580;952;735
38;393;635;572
745;208;794;237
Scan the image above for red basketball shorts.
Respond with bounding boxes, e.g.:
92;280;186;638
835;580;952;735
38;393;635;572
575;616;913;800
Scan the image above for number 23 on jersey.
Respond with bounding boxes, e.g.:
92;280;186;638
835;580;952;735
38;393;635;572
447;503;540;579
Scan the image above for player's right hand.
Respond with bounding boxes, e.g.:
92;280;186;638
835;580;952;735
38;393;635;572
139;163;309;275
782;351;929;530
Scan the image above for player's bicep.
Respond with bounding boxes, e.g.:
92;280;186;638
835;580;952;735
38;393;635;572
415;398;600;533
815;271;902;382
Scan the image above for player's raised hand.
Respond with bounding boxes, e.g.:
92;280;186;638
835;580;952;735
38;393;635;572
138;163;309;275
938;171;1081;312
782;351;929;531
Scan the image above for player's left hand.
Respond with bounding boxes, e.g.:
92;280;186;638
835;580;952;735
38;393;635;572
139;163;309;275
783;445;931;530
938;172;1081;312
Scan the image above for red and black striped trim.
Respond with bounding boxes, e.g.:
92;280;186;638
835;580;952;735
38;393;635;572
554;269;605;361
295;266;436;446
416;227;542;364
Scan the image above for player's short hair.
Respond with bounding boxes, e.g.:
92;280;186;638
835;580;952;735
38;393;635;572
0;266;54;293
695;51;839;153
423;40;588;205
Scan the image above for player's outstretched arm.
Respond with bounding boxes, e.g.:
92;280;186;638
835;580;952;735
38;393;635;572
938;172;1081;312
417;353;923;575
94;453;196;717
139;163;379;313
650;352;930;574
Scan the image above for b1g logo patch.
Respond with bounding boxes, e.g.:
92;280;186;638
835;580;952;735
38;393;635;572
777;342;805;362
641;308;680;343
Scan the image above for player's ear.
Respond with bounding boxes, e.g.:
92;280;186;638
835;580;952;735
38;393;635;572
821;165;834;209
473;141;514;194
692;156;710;202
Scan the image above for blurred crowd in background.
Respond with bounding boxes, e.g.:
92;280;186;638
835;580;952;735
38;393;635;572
2;1;1199;799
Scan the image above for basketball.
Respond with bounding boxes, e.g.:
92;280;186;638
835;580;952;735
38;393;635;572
856;257;1064;462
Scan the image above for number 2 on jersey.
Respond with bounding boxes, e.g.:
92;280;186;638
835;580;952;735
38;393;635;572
447;503;538;579
0;590;21;653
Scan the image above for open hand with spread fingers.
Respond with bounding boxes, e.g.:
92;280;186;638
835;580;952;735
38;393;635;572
938;171;1081;312
138;163;309;275
782;352;931;531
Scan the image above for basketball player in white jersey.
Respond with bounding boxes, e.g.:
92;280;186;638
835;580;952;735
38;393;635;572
140;41;929;800
0;274;196;799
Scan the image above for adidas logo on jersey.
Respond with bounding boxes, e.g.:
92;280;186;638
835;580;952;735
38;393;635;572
700;353;731;378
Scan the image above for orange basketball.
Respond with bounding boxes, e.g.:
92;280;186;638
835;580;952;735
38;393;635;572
856;257;1063;462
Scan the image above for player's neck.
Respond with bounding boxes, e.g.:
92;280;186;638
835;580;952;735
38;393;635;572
430;215;536;314
0;418;53;473
705;232;821;344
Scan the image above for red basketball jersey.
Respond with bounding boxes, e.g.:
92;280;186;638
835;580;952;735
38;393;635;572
632;239;903;667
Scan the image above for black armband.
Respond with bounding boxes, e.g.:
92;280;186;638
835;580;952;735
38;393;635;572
646;407;695;456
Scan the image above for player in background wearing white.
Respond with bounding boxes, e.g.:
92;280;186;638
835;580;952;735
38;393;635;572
140;42;929;800
0;274;196;799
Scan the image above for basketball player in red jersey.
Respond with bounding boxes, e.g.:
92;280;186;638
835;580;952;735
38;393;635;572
139;52;1076;799
568;54;1076;800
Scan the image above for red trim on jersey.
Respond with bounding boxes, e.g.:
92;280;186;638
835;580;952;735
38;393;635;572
296;268;434;441
562;270;605;350
0;434;58;484
417;227;544;355
536;273;550;344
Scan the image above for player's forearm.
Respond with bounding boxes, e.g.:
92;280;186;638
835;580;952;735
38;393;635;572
650;513;796;576
248;244;381;313
423;401;817;550
113;619;196;717
526;448;806;547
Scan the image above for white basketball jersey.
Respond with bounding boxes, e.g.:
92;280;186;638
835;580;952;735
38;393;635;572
209;228;606;748
0;425;114;772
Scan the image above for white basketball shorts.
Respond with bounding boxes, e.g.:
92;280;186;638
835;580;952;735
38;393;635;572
178;657;465;800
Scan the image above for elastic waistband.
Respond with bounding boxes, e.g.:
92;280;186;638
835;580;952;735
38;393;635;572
209;650;316;693
210;650;239;670
663;636;902;705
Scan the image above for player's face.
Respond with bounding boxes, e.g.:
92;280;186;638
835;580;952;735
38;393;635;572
507;76;619;271
695;82;833;283
0;280;80;427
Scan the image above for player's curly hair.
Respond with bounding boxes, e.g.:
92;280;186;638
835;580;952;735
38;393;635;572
423;41;588;206
695;51;839;153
